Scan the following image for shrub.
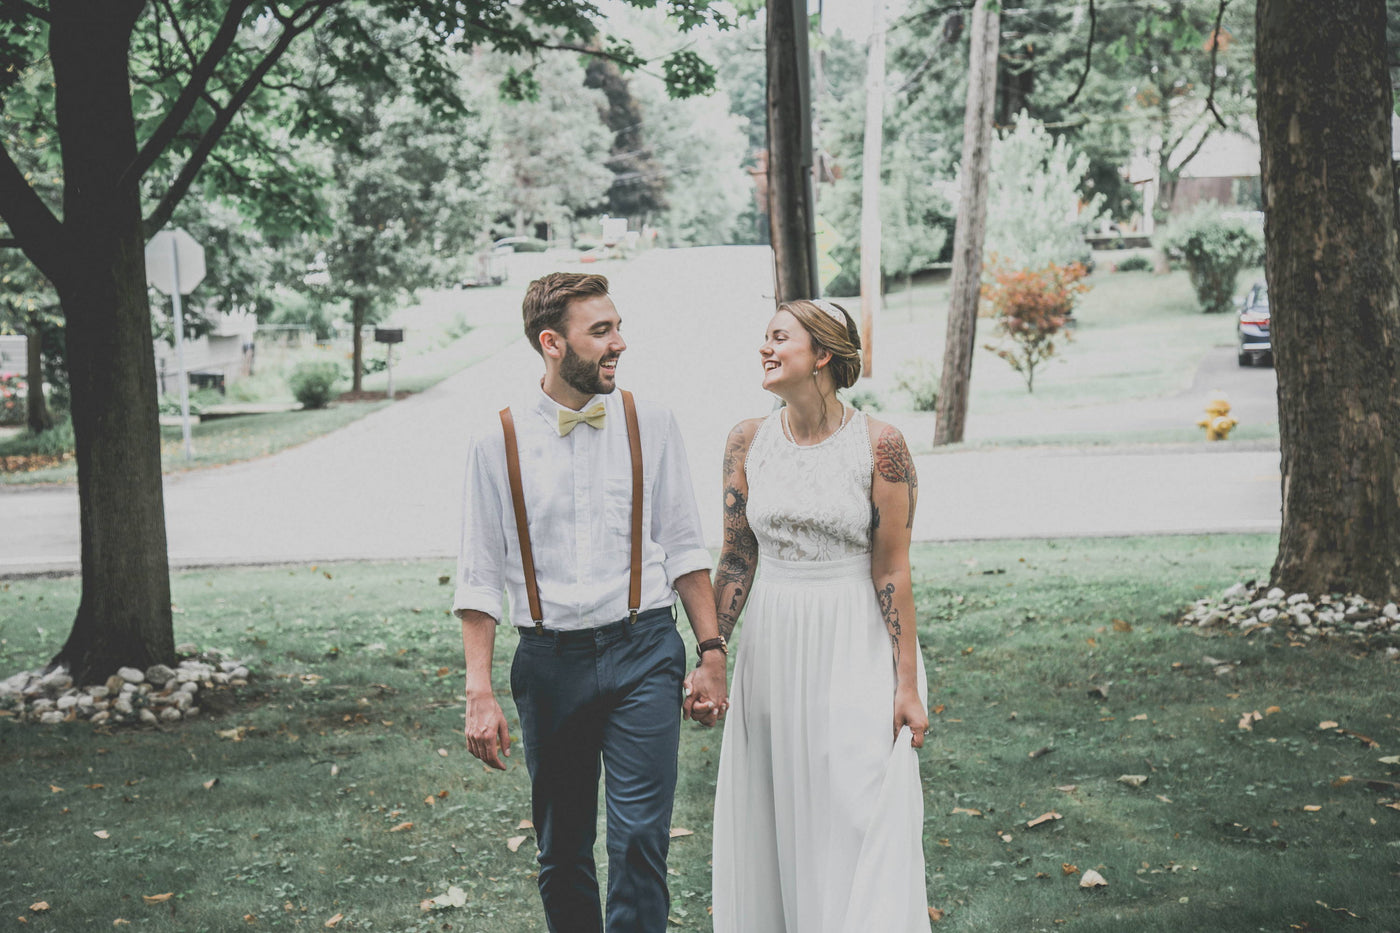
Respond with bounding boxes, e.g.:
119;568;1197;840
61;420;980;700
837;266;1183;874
0;415;74;459
1159;205;1264;313
288;362;343;409
1115;254;1153;272
0;372;26;426
843;387;883;412
893;360;940;412
982;262;1090;393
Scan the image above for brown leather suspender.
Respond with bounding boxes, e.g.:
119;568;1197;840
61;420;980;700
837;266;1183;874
499;390;643;631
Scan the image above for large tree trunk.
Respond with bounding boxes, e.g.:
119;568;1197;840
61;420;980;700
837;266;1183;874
49;2;176;684
934;0;999;446
1257;0;1400;599
25;311;51;433
351;293;368;393
766;0;816;303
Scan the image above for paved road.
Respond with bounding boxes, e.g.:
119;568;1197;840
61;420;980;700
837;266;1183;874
0;247;1281;576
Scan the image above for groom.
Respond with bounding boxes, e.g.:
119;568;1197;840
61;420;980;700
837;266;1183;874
453;272;729;932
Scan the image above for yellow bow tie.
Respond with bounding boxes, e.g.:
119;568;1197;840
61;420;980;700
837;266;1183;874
557;402;606;436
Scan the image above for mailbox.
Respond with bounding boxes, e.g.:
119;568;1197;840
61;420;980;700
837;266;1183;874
374;327;403;344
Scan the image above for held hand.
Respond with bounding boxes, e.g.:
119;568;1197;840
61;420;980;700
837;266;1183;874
683;655;729;727
893;684;929;750
464;689;511;770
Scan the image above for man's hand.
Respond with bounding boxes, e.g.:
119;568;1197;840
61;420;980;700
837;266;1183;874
465;688;511;770
683;652;729;727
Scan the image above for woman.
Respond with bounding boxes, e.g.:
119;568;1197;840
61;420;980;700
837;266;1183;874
710;298;932;933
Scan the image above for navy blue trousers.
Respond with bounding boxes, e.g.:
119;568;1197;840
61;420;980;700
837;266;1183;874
510;607;685;933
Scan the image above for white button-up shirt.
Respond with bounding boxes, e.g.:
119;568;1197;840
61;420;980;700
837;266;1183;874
453;388;712;630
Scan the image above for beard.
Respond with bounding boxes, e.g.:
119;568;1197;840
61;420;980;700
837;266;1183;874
560;341;618;397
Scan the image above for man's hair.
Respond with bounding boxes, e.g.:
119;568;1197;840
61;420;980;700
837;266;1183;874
522;273;611;354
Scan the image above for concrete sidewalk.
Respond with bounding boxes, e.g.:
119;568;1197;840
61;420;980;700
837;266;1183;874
0;246;1281;577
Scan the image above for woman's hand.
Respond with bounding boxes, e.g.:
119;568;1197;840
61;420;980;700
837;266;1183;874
893;683;929;749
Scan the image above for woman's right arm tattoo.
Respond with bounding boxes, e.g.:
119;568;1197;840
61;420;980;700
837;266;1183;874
715;484;758;642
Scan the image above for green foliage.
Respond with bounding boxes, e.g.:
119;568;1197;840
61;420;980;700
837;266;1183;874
1115;254;1154;272
0;415;73;459
893;359;940;412
287;361;343;410
986;114;1105;269
1159;204;1264;313
842;387;883;412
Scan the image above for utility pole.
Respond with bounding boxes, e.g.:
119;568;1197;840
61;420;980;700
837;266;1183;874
934;0;1000;446
858;0;886;376
767;0;818;303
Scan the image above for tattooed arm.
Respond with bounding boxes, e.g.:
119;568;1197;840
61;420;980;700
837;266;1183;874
869;419;929;748
714;419;763;643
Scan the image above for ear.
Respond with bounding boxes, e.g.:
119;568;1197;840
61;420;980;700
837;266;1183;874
538;328;566;361
814;346;833;370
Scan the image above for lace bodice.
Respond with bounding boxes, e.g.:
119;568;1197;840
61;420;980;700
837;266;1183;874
744;408;873;562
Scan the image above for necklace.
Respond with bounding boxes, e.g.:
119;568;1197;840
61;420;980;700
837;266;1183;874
782;404;848;446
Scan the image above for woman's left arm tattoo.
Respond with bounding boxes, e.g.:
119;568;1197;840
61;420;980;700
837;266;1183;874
874;426;917;528
877;581;901;665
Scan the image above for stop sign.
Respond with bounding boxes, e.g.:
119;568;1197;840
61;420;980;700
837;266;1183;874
145;229;207;296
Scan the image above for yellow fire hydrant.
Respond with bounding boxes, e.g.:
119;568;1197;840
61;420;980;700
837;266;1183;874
1197;391;1238;441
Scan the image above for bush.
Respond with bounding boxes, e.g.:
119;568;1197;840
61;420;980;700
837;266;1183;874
0;415;73;459
1115;254;1153;272
1159;205;1264;313
843;387;882;412
893;360;940;412
0;372;26;426
288;362;343;409
982;262;1090;393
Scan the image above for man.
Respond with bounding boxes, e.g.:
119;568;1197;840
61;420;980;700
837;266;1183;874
453;272;729;932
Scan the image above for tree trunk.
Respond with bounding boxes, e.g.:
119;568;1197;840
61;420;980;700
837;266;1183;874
48;1;176;684
1258;0;1400;599
934;0;999;446
766;0;816;303
351;293;368;393
857;0;886;378
25;311;51;433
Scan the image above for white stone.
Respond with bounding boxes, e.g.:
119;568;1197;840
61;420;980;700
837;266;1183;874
1287;592;1310;605
176;643;198;655
179;682;198;695
159;707;181;722
77;695;94;710
229;679;248;688
138;708;158;725
90;710;111;724
56;695;78;711
40;669;72;693
30;698;55;713
184;706;200;717
1384;603;1400;620
1258;608;1279;624
39;711;64;725
212;672;230;685
1223;582;1248;600
1387;647;1400;658
113;697;133;715
117;667;145;684
87;686;110;699
232;667;248;680
145;664;177;687
173;692;191;710
1267;587;1286;600
91;699;109;711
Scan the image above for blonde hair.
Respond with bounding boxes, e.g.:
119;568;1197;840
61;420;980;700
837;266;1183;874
779;299;863;390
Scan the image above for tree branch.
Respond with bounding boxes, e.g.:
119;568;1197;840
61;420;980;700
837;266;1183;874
0;0;49;23
143;0;336;236
1204;0;1228;129
1064;0;1096;105
119;0;255;191
0;143;64;279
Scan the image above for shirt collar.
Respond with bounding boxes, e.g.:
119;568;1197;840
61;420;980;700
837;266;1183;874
533;385;606;421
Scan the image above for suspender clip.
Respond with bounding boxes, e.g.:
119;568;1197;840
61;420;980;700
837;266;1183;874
629;608;638;625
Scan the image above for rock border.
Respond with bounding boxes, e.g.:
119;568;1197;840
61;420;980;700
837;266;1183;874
0;646;251;726
1180;582;1400;653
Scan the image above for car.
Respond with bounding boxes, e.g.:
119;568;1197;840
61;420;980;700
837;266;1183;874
1237;281;1271;366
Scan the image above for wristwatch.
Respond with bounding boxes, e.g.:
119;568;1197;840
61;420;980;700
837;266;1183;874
696;635;728;663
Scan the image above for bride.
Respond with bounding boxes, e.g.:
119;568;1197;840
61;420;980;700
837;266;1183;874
709;298;932;933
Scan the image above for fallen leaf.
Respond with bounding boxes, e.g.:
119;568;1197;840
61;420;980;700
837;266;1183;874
937;838;951;847
1112;619;1133;633
669;827;694;838
1332;775;1354;788
1130;714;1148;721
1079;869;1108;889
113;920;131;926
438;748;449;758
1026;811;1062;829
1316;901;1362;919
28;902;49;913
94;830;110;839
203;779;218;790
427;886;467;910
517;819;534;830
49;785;63;793
1028;746;1054;759
932;704;946;715
324;914;343;928
952;807;983;817
1118;774;1149;788
998;832;1013;843
436;667;450;677
1378;755;1400;765
141;893;173;904
1319;721;1340;730
388;822;413;833
1303;805;1322;812
1238;710;1262;731
330;764;340;777
216;727;249;741
1155;795;1173;804
506;835;527;852
86;783;104;790
928;907;945;923
1340;729;1379;749
1061;863;1079;876
1265;706;1282;715
1056;785;1078;793
1087;685;1109;700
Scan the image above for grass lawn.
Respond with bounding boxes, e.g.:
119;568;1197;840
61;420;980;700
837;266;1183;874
3;536;1397;931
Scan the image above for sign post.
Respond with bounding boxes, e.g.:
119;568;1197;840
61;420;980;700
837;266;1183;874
374;327;404;401
145;229;207;460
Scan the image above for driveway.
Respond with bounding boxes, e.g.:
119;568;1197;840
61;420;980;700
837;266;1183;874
0;247;1281;576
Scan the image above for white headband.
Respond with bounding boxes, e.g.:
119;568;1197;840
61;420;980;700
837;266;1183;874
812;299;847;326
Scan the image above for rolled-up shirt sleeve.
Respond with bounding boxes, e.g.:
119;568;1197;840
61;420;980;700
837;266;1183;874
453;432;508;622
651;413;713;588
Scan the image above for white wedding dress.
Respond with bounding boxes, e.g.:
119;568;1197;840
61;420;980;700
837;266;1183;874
711;409;931;933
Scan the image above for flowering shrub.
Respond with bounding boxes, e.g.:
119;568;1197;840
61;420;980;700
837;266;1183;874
0;372;26;426
981;263;1090;393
